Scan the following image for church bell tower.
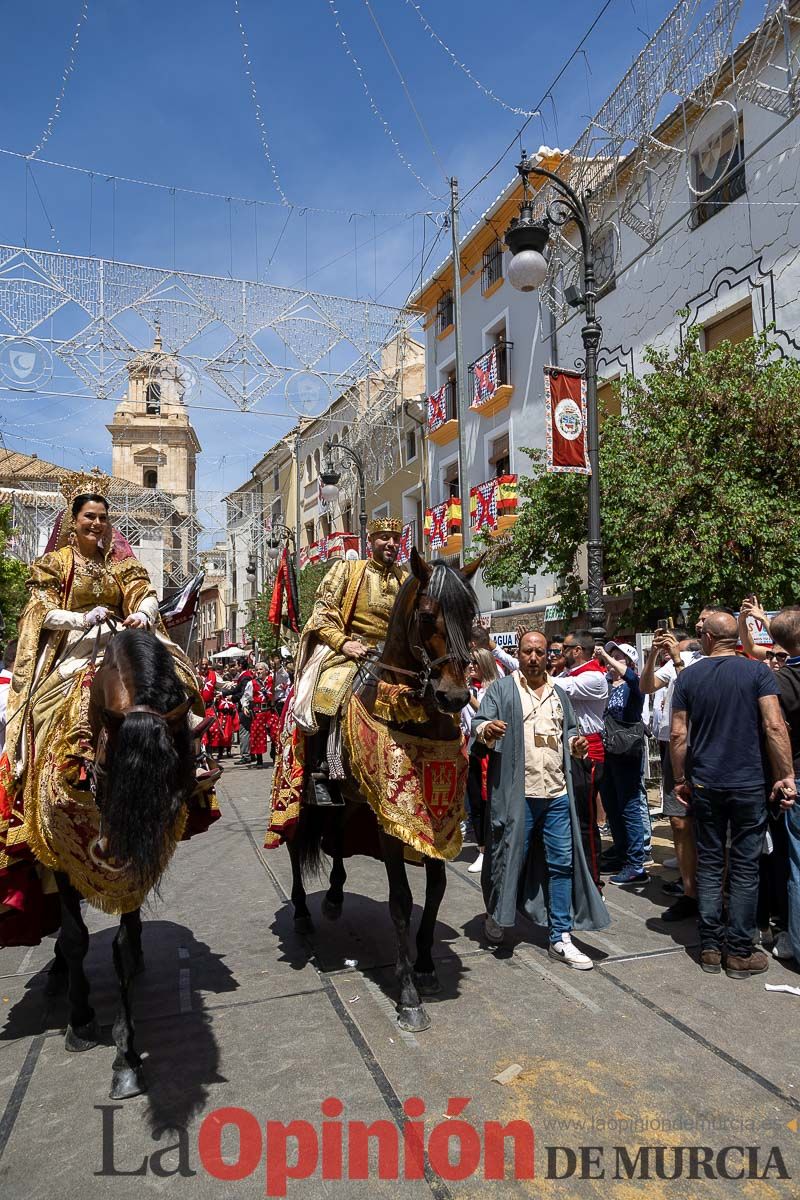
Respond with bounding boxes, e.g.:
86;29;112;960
107;330;201;515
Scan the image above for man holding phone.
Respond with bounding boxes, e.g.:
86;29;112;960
669;611;796;978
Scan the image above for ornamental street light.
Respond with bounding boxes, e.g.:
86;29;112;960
264;521;295;561
504;151;605;640
320;440;368;559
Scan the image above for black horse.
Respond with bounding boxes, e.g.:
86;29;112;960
289;549;481;1032
49;630;197;1099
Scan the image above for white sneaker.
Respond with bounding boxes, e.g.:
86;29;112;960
772;931;795;960
663;856;679;869
548;932;593;970
468;851;484;874
484;914;504;944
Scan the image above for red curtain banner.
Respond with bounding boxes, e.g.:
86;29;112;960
544;366;590;474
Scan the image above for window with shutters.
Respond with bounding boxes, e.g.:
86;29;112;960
481;239;503;294
443;460;459;500
489;432;510;477
436;291;454;335
703;302;753;351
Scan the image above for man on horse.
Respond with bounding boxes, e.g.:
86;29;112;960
293;516;404;804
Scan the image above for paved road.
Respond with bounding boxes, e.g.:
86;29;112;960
1;762;799;1198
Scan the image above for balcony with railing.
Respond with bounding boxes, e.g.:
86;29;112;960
424;497;462;559
299;531;360;568
469;474;518;537
435;292;454;338
481;239;504;296
426;378;458;446
469;341;513;418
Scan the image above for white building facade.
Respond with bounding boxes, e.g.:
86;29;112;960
414;2;800;620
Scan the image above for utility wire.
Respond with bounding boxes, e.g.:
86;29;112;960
324;0;444;200
362;0;449;185
0;148;439;220
459;0;616;208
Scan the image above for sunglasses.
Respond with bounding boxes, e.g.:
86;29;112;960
766;651;788;662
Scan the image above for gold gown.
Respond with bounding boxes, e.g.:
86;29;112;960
298;557;405;716
0;545;209;941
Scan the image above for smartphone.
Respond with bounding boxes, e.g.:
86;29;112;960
657;619;669;632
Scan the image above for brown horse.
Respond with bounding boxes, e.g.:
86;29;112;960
289;550;481;1032
48;629;197;1099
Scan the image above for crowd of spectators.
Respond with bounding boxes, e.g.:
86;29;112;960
464;600;800;981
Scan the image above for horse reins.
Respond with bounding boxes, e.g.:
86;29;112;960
365;593;461;699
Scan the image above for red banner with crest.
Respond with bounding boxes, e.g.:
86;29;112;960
544;366;590;474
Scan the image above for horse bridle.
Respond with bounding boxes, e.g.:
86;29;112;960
90;619;194;802
366;593;461;699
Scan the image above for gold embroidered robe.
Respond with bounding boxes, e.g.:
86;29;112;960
298;557;405;716
0;545;205;920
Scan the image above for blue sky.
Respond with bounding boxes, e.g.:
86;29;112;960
0;0;765;493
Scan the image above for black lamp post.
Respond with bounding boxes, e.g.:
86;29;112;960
320;441;368;559
504;151;605;640
264;521;296;563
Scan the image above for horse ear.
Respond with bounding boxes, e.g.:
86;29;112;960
461;553;486;581
410;546;432;583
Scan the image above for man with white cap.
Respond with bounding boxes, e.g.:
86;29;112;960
595;640;648;885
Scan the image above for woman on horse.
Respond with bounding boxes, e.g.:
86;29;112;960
0;468;216;946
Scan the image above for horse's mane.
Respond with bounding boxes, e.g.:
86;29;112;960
392;560;477;668
119;631;186;710
101;632;194;893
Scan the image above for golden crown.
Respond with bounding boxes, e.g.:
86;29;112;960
59;467;113;508
367;516;404;536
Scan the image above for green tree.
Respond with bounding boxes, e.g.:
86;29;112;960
0;506;28;644
298;561;333;626
245;560;334;648
483;331;800;621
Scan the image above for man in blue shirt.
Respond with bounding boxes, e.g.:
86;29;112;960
670;611;796;978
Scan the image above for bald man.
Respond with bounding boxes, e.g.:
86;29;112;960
670;610;796;979
472;630;610;964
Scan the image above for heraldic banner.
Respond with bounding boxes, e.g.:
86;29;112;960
544;366;590;474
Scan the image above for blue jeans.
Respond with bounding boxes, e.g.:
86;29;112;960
692;785;766;957
523;793;573;944
787;787;800;962
599;753;645;872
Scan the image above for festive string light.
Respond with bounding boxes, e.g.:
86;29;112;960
0;148;440;221
324;0;443;200
232;0;290;206
402;0;540;118
29;0;91;158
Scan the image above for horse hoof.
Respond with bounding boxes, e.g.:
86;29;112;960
397;1005;431;1033
294;914;315;935
321;897;343;921
414;971;441;996
44;970;68;997
110;1066;146;1100
65;1019;100;1052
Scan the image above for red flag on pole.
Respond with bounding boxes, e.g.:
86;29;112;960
268;548;300;636
544;366;590;474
